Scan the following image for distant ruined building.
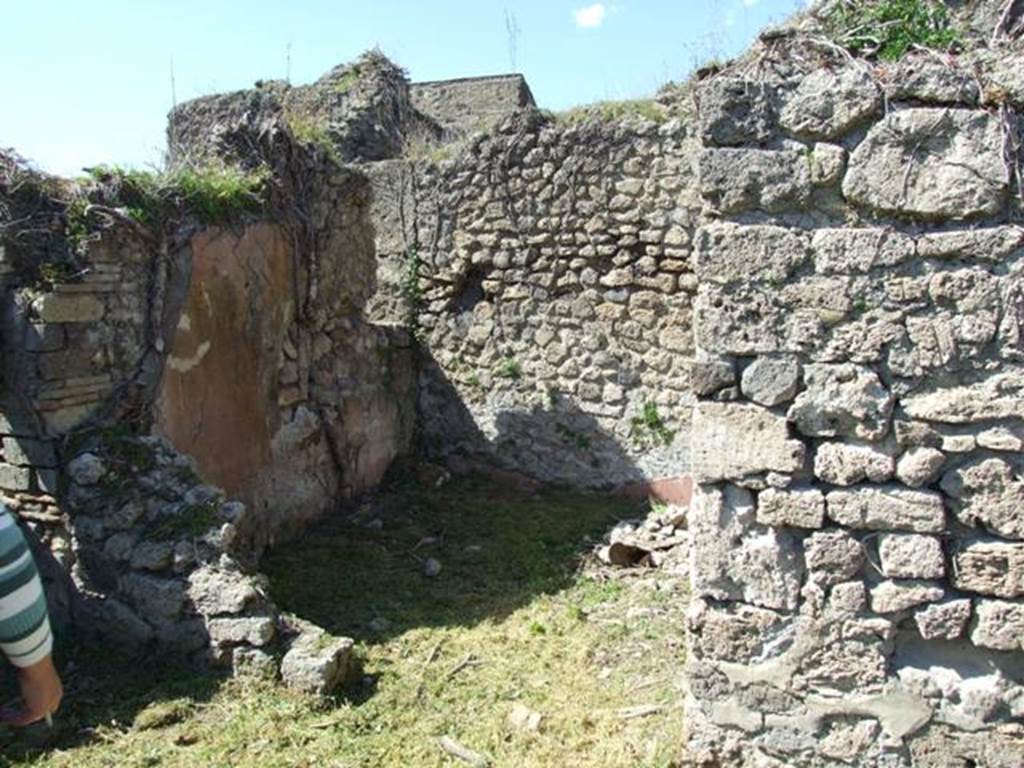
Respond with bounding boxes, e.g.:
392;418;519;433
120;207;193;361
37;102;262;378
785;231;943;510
1;0;1024;764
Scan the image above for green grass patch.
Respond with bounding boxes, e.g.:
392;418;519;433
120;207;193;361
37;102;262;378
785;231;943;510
630;402;675;448
496;357;522;380
3;474;687;767
284;112;342;163
825;0;962;60
87;163;267;228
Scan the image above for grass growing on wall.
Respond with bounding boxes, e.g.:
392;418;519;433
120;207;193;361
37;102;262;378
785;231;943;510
554;99;667;126
825;0;962;60
1;473;687;768
85;163;268;229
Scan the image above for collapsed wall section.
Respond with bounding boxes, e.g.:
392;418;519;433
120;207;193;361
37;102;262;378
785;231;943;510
685;37;1024;768
367;111;702;491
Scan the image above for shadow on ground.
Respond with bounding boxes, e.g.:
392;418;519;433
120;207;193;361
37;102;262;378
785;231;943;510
264;466;643;644
0;640;224;761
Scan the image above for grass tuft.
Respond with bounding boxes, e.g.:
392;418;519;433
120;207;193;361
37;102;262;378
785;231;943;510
554;99;667;126
825;0;962;60
87;163;267;228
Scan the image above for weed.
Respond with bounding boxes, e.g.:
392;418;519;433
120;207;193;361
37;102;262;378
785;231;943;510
333;66;361;94
285;113;341;163
554;98;667;126
170;165;267;224
496;357;522;379
466;372;482;388
556;422;592;451
147;499;221;541
87;163;267;228
630;401;675;447
825;0;962;60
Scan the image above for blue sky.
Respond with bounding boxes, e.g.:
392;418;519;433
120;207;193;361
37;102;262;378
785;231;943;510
1;1;805;176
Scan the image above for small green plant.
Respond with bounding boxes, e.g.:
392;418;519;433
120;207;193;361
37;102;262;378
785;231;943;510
333;66;361;94
825;0;962;60
87;163;267;228
171;165;268;223
556;423;592;451
285;113;341;163
630;401;675;447
496;357;522;380
148;499;221;541
466;372;481;388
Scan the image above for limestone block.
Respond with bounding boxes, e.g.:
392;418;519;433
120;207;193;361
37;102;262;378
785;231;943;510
878;533;945;579
280;627;354;696
690;358;735;396
30;293;105;323
870;580;944;613
953;540;1024;598
941;457;1024;540
120;573;186;622
187;566;262;615
207;616;276;647
826;486;945;533
979;52;1024;108
780;64;882;140
693;223;809;286
883;55;980;105
814;441;895;486
843;108;1008;220
695;284;825;356
829;581;868;615
740;357;801;407
690;484;804;611
697;148;811;214
914;599;971;640
810;142;846;186
697;76;777;146
688;599;791;663
977;425;1024;452
971;599;1024;651
805;530;864;586
78;597;154;648
818;720;881;764
756;487;825;529
915;226;1024;262
67;452;107;485
0;464;32;491
788;363;894;441
129;541;174;572
895;447;945;488
903;371;1024;425
810;228;915;275
691;402;806;483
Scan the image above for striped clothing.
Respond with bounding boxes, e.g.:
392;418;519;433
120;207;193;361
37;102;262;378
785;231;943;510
0;506;53;668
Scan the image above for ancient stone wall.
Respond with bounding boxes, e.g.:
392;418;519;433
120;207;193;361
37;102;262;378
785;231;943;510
410;74;536;138
0;135;415;670
684;37;1024;767
366;110;702;492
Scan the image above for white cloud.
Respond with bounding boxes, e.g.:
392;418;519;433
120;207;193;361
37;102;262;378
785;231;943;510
573;3;607;28
743;0;761;6
724;9;737;27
